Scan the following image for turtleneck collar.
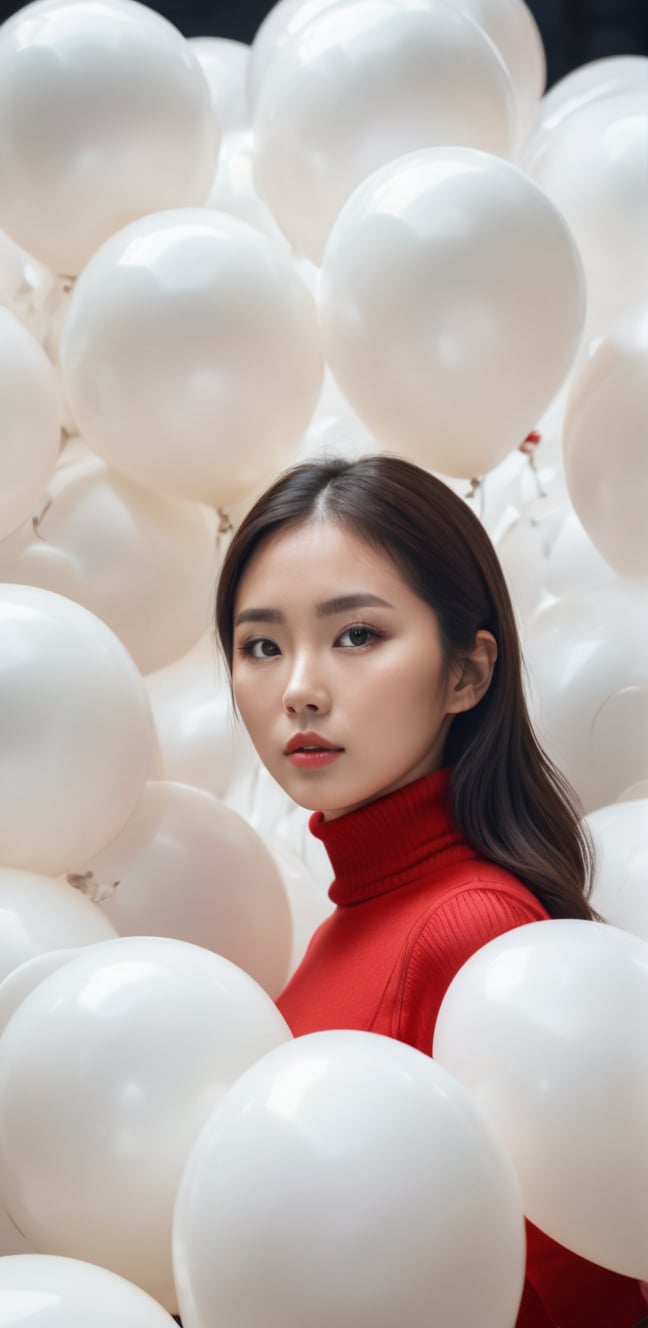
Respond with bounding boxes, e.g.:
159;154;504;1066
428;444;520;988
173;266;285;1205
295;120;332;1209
308;765;478;906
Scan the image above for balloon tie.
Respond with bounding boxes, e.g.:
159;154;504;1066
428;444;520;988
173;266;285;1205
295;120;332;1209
519;428;542;457
463;428;544;513
65;870;120;904
32;494;53;541
519;429;547;499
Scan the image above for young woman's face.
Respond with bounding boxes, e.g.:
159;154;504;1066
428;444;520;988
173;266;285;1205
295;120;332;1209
231;518;464;820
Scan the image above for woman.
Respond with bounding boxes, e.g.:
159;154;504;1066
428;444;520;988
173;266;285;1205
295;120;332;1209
215;453;647;1328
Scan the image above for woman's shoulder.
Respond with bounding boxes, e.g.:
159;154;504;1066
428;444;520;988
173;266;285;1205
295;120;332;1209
403;868;550;994
391;873;549;1052
411;853;551;930
442;860;551;921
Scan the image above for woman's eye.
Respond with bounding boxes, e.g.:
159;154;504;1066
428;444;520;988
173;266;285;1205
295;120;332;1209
240;638;279;659
337;625;381;648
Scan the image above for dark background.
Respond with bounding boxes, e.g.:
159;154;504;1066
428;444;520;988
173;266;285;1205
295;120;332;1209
1;0;647;87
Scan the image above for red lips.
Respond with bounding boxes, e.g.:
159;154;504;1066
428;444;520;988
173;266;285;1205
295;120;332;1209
285;731;343;754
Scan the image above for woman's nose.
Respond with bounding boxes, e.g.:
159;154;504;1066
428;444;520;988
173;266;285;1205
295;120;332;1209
282;655;330;715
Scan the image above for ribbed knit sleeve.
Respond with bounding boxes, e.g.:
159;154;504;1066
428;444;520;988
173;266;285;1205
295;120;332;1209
391;887;547;1056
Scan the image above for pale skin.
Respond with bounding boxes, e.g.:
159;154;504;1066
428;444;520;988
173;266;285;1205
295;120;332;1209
231;517;498;821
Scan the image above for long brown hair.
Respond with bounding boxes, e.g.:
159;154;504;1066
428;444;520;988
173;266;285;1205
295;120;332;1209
215;453;597;921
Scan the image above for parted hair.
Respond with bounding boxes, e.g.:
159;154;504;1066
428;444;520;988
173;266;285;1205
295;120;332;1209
215;453;598;922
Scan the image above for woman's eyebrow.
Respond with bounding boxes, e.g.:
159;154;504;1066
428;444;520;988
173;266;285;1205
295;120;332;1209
234;606;284;627
234;593;394;627
316;593;395;618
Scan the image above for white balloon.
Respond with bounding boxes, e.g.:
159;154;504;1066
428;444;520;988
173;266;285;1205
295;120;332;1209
0;459;100;592
563;303;648;584
321;147;585;477
253;0;515;262
0;229;32;304
173;1030;525;1328
0;1254;178;1325
48;434;102;485
434;919;648;1278
496;490;615;630
0;946;82;1036
73;780;293;998
250;0;543;143
0;437;104;570
0;584;153;874
220;716;338;865
587;800;648;943
524;580;648;813
0;0;218;275
189;37;250;134
269;844;334;978
263;778;333;894
495;489;570;628
526;90;648;334
145;634;240;797
59;209;323;506
0;1207;34;1256
442;0;545;139
522;55;648;171
206;129;290;243
617;781;648;803
0;231;60;362
0;936;291;1310
542;506;617;600
247;0;340;110
294;367;383;463
0;869;114;984
223;758;300;844
19;274;80;435
0;461;218;674
0;308;61;542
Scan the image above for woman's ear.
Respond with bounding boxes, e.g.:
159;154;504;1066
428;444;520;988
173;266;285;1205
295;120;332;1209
446;631;498;714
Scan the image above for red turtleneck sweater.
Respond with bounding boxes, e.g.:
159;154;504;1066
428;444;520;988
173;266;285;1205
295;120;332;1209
276;766;646;1328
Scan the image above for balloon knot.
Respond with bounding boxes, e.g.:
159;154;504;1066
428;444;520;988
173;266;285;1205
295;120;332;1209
65;870;120;904
519;429;542;456
463;476;482;500
217;508;234;535
32;495;53;541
